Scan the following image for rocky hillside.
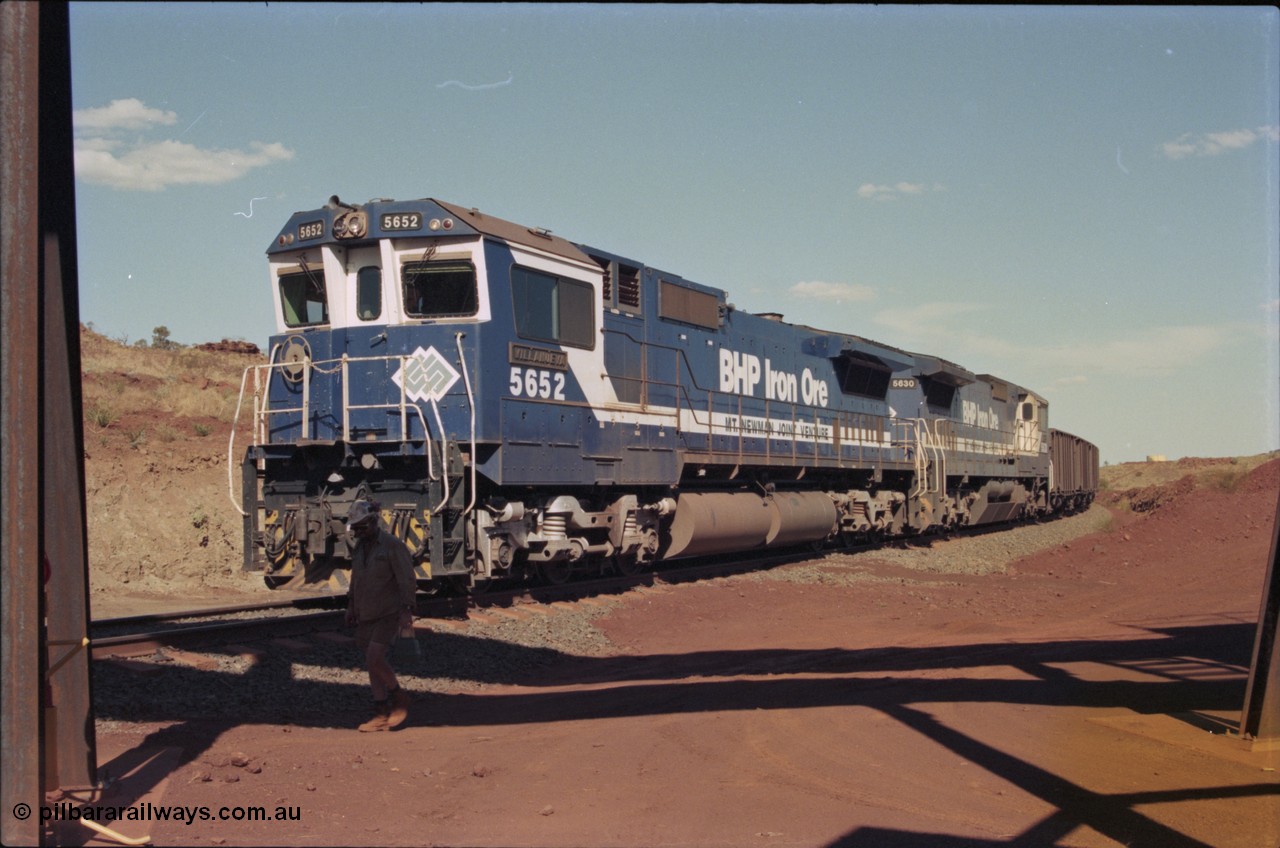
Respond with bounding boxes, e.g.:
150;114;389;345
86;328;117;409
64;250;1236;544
81;325;265;598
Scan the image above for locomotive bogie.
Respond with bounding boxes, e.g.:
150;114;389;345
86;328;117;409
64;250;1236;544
229;196;1099;590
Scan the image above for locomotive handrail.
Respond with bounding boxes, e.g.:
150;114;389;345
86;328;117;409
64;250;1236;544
337;352;452;516
890;417;955;501
895;419;923;498
454;332;478;517
246;351;436;444
922;418;947;498
227;365;256;516
227;341;291;517
427;397;449;513
927;418;945;495
337;353;429;445
227;351;443;517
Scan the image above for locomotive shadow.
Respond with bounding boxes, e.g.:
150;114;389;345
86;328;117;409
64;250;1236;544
91;620;1256;726
87;619;1264;847
412;619;1255;724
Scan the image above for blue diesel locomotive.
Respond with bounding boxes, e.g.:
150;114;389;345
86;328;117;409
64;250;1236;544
229;195;1098;590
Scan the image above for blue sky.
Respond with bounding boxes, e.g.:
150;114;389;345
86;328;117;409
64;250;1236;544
69;3;1278;464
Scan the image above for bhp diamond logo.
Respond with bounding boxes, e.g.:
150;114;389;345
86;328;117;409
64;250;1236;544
392;346;460;403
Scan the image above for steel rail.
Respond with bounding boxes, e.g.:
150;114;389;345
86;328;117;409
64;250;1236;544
89;512;1067;662
91;595;342;629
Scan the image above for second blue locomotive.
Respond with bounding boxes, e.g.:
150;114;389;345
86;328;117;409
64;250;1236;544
230;196;1097;589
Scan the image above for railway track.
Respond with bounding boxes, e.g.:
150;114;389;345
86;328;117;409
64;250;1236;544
91;596;342;629
88;541;853;662
88;515;1055;663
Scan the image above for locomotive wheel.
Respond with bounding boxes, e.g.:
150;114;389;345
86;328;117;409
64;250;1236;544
441;574;494;596
613;554;642;577
464;576;494;595
541;559;572;585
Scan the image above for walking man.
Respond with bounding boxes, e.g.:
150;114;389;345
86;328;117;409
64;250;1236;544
344;500;416;731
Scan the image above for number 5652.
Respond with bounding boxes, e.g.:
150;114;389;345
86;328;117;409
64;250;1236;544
509;367;565;400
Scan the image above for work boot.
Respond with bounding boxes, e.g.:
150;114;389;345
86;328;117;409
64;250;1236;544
358;701;390;732
387;687;411;729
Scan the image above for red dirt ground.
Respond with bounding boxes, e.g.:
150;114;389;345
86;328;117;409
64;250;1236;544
65;461;1280;847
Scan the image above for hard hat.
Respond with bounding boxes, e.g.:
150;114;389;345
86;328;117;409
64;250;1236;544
346;500;379;533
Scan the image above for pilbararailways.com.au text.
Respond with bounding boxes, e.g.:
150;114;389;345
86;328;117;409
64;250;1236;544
40;801;301;825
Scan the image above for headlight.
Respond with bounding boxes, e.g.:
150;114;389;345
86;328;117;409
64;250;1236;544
332;211;368;239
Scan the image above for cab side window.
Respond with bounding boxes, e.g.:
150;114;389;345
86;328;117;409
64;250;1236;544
511;266;594;349
403;260;478;318
356;266;382;321
278;270;329;327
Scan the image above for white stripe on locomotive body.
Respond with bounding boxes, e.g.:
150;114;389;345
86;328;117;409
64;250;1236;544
840;424;894;446
506;241;602;280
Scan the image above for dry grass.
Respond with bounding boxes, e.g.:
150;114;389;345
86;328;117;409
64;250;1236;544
1100;452;1280;493
80;325;263;433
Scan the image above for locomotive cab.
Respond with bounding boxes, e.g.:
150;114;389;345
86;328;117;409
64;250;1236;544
236;197;613;590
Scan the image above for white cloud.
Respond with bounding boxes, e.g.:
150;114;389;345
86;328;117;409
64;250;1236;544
788;280;876;303
75;140;294;192
856;182;945;202
72;98;176;131
72;98;294;191
1160;125;1279;160
72;136;123;154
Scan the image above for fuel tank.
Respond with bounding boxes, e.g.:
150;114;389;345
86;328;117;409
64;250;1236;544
665;490;837;559
665;492;774;559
